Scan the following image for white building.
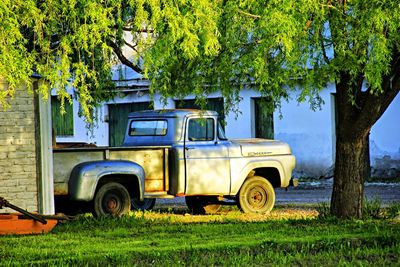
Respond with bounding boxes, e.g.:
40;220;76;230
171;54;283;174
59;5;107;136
52;67;400;178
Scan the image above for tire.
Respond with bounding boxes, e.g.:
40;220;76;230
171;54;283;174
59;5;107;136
93;182;131;217
237;176;275;214
185;196;221;215
131;198;156;211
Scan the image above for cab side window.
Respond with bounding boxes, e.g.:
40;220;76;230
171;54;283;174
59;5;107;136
188;118;214;141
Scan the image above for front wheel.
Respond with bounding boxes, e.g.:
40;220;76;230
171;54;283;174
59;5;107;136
131;198;156;211
237;176;275;214
93;182;131;217
185;196;221;215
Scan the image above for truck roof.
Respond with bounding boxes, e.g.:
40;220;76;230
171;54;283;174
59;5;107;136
128;109;218;119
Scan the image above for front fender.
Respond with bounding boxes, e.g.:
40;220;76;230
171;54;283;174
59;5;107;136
68;160;145;202
231;155;296;194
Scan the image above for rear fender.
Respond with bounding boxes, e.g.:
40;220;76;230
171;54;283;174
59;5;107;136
68;160;145;201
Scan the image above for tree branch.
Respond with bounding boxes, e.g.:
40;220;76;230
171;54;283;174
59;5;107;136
318;28;330;64
124;41;138;53
237;9;261;19
355;50;400;130
107;39;143;74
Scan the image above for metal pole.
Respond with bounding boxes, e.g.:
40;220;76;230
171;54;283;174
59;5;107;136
0;197;47;224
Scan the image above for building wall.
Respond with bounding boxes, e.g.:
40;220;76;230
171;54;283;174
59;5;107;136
274;85;336;177
370;93;400;177
60;86;400;178
0;83;39;212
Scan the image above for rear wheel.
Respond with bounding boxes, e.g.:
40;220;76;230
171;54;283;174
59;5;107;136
131;198;156;211
93;182;131;217
237;176;275;214
185;196;221;214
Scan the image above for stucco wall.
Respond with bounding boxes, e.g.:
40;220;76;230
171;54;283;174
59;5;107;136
370;93;400;178
274;85;336;177
0;83;39;212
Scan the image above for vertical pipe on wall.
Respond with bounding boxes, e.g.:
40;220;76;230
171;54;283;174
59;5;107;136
35;80;55;215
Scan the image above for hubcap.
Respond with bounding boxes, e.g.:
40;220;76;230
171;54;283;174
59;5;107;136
107;197;117;210
103;193;121;214
248;186;267;209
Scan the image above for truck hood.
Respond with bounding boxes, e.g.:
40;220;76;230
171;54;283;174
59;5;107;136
231;138;292;157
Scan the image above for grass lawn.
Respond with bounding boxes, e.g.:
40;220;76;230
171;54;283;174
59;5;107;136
0;205;399;266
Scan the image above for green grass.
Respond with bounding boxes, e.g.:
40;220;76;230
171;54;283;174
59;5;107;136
0;207;399;266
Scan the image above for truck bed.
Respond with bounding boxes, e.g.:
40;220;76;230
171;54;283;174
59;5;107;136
53;146;170;196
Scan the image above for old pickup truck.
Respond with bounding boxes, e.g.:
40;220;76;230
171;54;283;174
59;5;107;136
53;109;296;216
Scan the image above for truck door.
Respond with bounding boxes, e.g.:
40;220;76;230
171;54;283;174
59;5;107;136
184;117;230;195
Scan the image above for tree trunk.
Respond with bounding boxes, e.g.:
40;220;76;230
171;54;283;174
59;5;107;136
331;130;370;218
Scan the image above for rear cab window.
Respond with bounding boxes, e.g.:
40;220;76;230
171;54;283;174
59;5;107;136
129;120;168;136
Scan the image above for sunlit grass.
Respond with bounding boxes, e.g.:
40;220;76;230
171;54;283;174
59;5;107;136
0;205;398;266
126;204;318;223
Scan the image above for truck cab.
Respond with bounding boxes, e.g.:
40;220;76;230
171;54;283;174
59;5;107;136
124;110;231;196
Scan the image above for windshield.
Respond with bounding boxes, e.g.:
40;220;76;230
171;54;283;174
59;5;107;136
217;121;228;140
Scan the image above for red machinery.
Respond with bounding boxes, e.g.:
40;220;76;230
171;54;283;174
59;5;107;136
0;197;58;235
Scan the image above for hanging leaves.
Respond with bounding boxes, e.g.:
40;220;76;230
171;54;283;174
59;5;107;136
0;0;398;119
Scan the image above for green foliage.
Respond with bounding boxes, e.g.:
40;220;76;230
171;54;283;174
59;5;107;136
0;1;37;108
0;0;221;120
1;1;398;120
145;0;400;112
0;212;399;266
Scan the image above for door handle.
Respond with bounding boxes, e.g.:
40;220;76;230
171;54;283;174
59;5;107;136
185;147;195;150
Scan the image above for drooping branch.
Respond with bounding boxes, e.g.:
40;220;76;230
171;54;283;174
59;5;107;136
318;28;330;64
124;41;138;53
354;50;400;131
107;39;143;73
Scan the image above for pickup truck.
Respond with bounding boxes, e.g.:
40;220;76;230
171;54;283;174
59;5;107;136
53;109;297;216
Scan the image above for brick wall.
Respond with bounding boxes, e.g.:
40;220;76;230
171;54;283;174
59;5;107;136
0;82;39;213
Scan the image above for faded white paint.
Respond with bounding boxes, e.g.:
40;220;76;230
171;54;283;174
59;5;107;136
370;93;400;158
370;93;400;178
273;85;337;177
37;84;55;215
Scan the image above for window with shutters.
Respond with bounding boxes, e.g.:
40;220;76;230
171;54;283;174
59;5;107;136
51;96;74;136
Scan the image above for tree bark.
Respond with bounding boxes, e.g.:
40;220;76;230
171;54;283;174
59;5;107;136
330;60;399;218
331;130;370;218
